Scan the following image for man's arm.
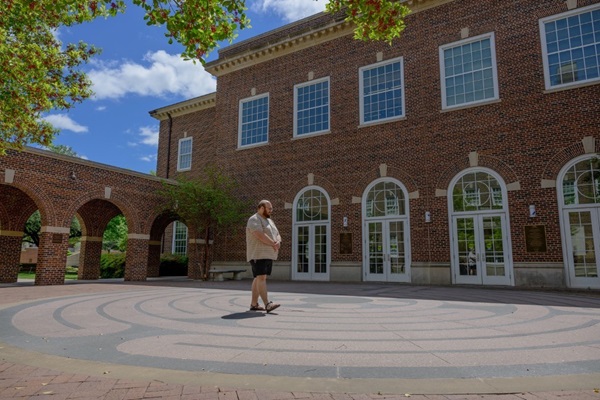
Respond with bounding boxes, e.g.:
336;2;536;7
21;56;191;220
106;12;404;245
252;230;280;250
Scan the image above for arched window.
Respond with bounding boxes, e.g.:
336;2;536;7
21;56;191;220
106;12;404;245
365;181;406;218
295;188;329;222
452;171;504;212
562;157;600;205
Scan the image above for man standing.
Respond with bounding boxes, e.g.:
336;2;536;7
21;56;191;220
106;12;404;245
246;200;281;313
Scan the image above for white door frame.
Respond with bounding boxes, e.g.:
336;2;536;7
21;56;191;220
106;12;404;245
362;178;411;283
557;154;600;289
448;167;514;286
452;214;512;285
291;186;331;281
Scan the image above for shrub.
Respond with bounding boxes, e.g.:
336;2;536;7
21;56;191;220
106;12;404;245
100;253;126;279
159;253;188;276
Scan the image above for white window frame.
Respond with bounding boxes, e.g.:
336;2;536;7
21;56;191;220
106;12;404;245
293;76;331;138
359;57;406;125
238;93;270;149
539;3;600;91
172;221;188;255
177;137;192;171
439;32;499;110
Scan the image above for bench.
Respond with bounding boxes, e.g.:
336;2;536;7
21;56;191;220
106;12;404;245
208;269;247;281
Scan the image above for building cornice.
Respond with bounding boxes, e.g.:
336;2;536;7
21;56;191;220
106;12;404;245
205;0;454;77
149;92;216;121
205;20;354;77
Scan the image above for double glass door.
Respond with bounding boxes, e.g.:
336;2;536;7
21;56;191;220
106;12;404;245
453;214;511;285
294;223;329;280
563;209;600;288
365;219;409;282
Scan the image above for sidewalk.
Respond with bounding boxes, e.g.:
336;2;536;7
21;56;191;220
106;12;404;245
0;278;599;399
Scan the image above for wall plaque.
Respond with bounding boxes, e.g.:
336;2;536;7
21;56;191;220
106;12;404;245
340;233;352;254
524;225;547;253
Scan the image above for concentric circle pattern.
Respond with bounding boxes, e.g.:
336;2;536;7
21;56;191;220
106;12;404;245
2;282;600;381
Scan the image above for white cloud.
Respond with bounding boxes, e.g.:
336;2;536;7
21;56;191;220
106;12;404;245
251;0;328;22
140;154;157;163
96;105;106;111
138;126;159;147
88;50;216;100
43;114;88;133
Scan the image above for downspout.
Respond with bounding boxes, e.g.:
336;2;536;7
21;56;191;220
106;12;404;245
166;112;173;179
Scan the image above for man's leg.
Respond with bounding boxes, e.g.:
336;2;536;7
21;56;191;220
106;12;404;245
254;274;268;306
251;277;260;307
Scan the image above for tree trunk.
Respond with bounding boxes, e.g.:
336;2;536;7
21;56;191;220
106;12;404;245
202;226;211;280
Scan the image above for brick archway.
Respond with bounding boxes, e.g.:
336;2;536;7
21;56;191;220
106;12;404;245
0;148;174;285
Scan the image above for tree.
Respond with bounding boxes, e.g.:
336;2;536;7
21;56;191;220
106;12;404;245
158;166;249;280
1;0;410;153
46;144;79;157
102;214;128;252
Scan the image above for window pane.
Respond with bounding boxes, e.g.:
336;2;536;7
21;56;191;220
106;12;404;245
173;221;188;255
178;138;192;170
361;60;403;123
544;7;600;87
296;80;329;135
442;37;496;107
563;158;600;205
452;172;504;212
240;95;269;146
366;181;406;218
296;189;329;222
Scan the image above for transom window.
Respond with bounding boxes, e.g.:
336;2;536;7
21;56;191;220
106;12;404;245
366;181;406;218
239;94;269;147
177;137;192;171
294;77;330;137
440;33;498;109
296;189;329;222
562;157;600;205
360;57;405;124
540;4;600;89
452;171;504;212
172;221;188;255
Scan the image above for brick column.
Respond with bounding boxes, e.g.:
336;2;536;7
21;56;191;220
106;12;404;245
0;231;23;283
125;234;149;281
36;227;70;286
78;237;103;280
147;241;161;277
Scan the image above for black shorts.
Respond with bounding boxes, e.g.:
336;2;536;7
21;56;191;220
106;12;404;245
250;259;273;277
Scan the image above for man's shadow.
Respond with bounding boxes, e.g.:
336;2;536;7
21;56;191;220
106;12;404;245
221;311;266;320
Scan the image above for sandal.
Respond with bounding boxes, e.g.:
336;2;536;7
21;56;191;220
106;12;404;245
266;301;280;313
250;304;265;311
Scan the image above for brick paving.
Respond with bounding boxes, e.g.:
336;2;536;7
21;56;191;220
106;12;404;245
0;279;599;399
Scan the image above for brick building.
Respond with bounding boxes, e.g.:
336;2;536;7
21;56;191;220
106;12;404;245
152;0;600;289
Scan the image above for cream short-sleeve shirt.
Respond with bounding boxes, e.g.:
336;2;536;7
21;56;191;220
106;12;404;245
246;212;280;262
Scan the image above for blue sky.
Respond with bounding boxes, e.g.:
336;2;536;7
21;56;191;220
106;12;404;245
45;0;328;174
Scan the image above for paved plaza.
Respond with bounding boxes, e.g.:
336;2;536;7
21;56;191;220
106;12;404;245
0;278;599;399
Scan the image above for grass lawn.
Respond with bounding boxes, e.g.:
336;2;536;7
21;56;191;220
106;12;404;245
18;271;79;280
